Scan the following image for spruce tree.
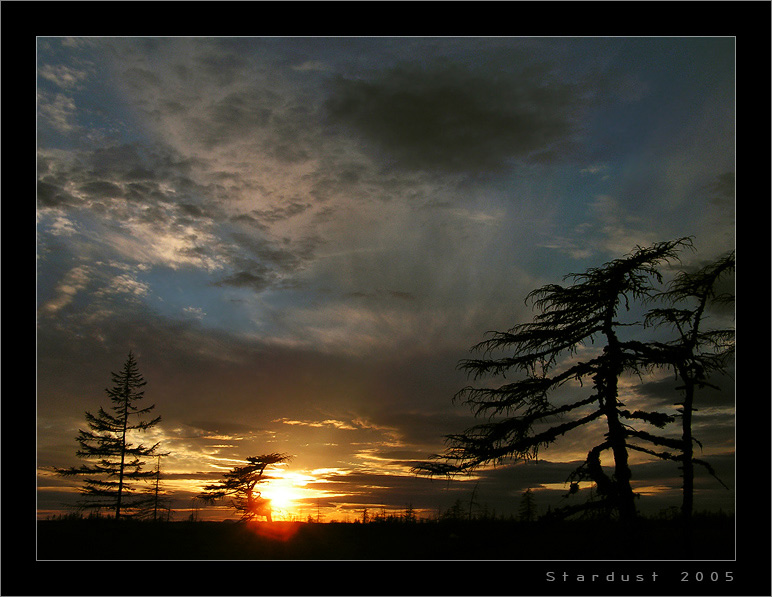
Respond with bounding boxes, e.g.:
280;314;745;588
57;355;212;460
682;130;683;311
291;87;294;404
57;351;163;519
642;251;735;536
518;488;537;522
414;238;693;522
136;455;172;521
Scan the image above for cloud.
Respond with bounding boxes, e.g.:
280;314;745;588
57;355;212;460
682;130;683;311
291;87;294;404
101;273;150;297
212;269;274;292
183;306;206;320
37;40;563;344
707;172;735;206
276;417;359;431
249;201;312;223
39;265;92;314
185;420;262;438
292;60;329;73
191;89;276;150
78;180;124;199
539;194;659;260
324;61;589;173
37;91;79;133
37;179;75;209
38;63;89;88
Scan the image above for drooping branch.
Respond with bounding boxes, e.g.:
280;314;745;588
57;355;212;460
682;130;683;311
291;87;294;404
414;407;604;477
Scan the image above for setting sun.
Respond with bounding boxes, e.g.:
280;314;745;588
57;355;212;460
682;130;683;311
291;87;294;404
260;484;297;511
257;471;321;519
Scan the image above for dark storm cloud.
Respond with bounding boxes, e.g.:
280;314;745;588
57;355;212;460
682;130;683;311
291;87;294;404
249;201;312;223
324;61;588;173
125;181;169;203
210;231;320;291
212;269;274;292
37;179;75;208
38;142;206;213
78;180;124;199
83;143;209;192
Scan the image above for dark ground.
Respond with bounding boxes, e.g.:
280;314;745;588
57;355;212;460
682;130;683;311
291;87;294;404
36;514;733;561
21;515;765;597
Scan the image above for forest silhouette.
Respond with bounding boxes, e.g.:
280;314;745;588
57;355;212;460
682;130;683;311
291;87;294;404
40;238;735;562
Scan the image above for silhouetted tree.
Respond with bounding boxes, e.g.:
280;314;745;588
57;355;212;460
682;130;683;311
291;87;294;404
414;239;693;523
440;499;467;521
136;455;172;521
468;481;481;520
56;351;164;519
198;453;290;521
518;488;537;522
642;251;735;537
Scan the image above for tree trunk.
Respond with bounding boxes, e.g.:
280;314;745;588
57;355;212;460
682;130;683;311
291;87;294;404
601;303;637;523
153;456;161;521
680;369;695;555
116;379;131;519
601;378;637;522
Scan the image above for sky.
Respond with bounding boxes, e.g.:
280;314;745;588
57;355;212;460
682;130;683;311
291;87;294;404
36;36;736;522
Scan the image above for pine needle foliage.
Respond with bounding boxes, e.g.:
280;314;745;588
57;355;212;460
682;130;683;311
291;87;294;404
413;238;695;522
642;251;735;530
56;351;164;519
198;453;291;521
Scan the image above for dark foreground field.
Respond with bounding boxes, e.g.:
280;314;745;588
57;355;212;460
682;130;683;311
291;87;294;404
37;515;733;561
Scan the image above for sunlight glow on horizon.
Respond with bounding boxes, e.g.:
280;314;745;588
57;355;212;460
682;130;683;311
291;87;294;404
256;470;345;520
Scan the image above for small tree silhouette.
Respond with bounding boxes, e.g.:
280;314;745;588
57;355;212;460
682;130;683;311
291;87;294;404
136;455;172;521
518;488;537;522
56;351;164;519
440;499;467;522
198;454;291;521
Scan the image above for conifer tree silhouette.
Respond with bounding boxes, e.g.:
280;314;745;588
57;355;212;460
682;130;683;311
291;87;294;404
414;239;693;522
137;454;172;521
518;488;537;522
56;351;163;518
198;454;290;521
641;251;735;541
